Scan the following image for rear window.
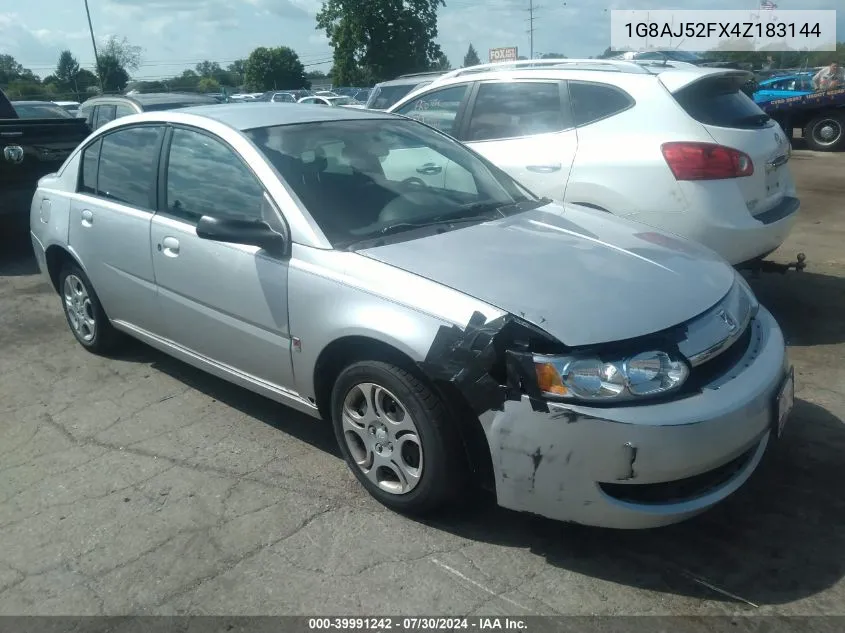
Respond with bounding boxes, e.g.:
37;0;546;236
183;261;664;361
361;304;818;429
674;77;770;129
12;103;74;119
367;84;418;110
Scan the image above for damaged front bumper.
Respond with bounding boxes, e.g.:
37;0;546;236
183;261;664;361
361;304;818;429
477;306;789;529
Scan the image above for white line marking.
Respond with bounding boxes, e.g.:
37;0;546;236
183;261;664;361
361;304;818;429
431;558;529;611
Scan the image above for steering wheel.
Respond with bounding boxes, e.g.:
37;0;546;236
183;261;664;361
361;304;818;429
401;177;428;190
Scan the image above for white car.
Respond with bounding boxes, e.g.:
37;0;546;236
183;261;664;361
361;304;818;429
387;59;801;268
298;95;365;109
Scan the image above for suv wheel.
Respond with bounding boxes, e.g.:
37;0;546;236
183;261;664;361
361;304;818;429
59;264;121;354
330;361;464;514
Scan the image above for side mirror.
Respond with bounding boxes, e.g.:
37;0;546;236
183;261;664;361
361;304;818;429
196;215;289;256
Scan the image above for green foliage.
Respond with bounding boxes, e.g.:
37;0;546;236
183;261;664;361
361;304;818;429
97;54;130;92
432;52;451;71
540;52;566;59
4;79;45;99
316;0;445;84
100;35;142;71
0;54;38;85
55;51;81;86
244;46;309;91
463;44;481;68
197;77;221;93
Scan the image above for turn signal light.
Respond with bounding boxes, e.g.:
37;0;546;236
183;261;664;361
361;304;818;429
661;142;754;180
535;362;568;395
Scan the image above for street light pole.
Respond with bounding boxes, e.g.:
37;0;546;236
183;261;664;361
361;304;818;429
83;0;103;90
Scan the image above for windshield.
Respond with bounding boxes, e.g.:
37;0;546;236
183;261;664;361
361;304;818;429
245;118;537;248
330;96;356;106
12;103;73;119
366;84;418;110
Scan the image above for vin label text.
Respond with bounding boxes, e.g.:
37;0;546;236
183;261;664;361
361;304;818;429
610;10;836;52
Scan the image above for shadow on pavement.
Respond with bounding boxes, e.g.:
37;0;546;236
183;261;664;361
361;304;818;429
109;333;845;608
749;271;845;346
0;219;38;277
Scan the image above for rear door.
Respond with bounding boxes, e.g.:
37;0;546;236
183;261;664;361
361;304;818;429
670;72;794;218
68;125;165;333
457;80;576;202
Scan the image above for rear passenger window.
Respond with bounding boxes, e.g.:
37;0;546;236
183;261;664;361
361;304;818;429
94;105;116;129
569;82;633;127
97;126;163;209
115;104;135;119
466;82;567;141
394;84;469;136
78;139;101;195
165;128;265;224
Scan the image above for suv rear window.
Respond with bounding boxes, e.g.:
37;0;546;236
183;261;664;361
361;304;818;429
367;84;420;110
674;76;770;129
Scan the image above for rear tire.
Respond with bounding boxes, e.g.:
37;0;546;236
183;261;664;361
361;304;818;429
804;112;845;152
330;361;465;515
58;263;122;354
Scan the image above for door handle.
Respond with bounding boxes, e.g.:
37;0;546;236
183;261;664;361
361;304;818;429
526;164;562;173
160;236;180;257
80;209;94;226
417;163;442;175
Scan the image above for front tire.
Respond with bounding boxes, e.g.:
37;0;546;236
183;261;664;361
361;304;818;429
804;112;845;151
330;361;464;515
58;263;122;354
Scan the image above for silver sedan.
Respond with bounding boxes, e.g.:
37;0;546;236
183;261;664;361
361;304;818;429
29;103;794;528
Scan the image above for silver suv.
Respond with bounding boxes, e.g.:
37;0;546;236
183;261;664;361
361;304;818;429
30;104;793;529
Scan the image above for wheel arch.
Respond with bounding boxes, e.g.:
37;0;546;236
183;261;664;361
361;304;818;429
44;244;86;293
312;334;495;492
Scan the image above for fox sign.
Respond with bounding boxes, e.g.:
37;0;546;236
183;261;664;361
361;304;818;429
489;47;518;62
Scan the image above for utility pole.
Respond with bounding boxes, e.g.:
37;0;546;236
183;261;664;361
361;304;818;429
83;0;102;90
526;0;542;60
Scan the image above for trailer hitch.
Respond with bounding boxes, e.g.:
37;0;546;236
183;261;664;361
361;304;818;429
749;252;807;276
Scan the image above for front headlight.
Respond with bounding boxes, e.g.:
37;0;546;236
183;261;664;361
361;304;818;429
533;350;689;403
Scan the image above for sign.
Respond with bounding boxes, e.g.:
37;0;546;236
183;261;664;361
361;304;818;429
489;47;518;63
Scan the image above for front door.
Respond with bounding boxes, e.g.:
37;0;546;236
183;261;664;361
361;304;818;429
150;125;295;390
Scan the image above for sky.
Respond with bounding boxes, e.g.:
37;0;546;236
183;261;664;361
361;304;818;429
1;0;842;82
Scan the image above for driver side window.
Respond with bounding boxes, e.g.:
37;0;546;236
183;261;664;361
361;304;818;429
394;84;470;136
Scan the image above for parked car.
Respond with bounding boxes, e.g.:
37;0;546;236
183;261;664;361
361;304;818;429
78;93;220;130
9;100;76;119
30;103;793;529
52;100;81;116
365;71;446;110
259;91;298;103
314;90;340;97
388;58;801;270
1;90;90;223
753;72;815;104
298;95;363;108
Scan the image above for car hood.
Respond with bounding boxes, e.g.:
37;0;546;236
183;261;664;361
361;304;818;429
358;203;736;346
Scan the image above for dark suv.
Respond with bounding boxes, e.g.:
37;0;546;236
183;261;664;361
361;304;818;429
78;93;219;130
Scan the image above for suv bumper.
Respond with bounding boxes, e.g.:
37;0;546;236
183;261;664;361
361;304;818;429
478;307;790;529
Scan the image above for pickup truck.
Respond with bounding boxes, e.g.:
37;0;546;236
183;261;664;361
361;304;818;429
1;89;91;222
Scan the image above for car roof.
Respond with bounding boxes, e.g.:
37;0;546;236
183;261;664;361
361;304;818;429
84;92;217;106
10;100;57;105
376;72;446;87
154;102;395;130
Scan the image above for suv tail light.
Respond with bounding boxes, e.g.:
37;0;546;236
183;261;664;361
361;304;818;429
661;142;754;180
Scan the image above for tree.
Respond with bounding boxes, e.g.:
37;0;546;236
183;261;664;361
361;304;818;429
244;46;309;91
170;69;201;91
97;54;130;92
317;0;445;85
196;60;222;78
197;77;221;93
540;52;566;59
55;50;81;86
463;43;481;67
76;69;99;92
432;52;451;71
0;54;38;84
100;35;142;71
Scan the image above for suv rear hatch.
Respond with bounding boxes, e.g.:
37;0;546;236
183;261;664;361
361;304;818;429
664;70;793;218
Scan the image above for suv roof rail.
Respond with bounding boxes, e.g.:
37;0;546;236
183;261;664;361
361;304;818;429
396;70;447;79
434;58;661;80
